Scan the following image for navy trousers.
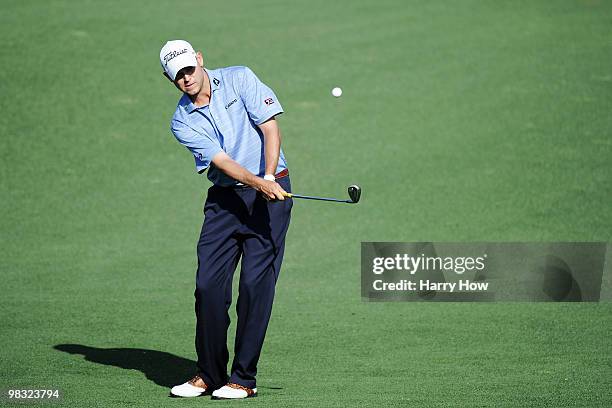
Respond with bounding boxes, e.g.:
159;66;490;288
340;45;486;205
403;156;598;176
194;176;292;390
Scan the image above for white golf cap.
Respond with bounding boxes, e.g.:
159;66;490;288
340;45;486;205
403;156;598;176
160;40;198;81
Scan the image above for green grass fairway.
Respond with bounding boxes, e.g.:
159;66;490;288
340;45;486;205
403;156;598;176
2;1;611;407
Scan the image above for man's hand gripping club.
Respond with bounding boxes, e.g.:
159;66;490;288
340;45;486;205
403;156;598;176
211;152;287;200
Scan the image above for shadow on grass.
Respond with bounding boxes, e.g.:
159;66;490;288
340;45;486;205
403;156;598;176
54;344;194;388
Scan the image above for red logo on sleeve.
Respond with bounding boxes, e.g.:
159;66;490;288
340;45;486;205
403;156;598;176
264;98;274;106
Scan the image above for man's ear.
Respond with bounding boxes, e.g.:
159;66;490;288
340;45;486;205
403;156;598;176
196;51;204;67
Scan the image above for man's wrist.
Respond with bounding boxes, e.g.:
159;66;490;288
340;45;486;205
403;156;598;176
263;174;276;181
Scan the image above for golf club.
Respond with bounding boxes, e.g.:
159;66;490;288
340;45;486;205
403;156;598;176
283;185;361;204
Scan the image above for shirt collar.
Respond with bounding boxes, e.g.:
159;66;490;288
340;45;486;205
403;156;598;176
180;94;197;114
182;68;220;114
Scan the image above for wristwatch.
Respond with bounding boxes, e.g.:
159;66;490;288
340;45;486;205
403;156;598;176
263;174;275;181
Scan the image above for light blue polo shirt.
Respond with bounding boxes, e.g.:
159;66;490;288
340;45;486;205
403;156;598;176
170;66;287;186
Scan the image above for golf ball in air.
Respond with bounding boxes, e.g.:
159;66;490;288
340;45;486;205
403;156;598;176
331;87;342;97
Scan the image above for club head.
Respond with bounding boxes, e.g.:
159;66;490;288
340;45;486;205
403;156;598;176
347;185;361;203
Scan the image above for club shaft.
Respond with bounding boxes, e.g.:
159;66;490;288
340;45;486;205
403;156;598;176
288;193;350;203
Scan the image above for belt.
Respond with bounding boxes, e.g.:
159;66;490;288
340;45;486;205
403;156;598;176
231;169;289;188
274;168;289;179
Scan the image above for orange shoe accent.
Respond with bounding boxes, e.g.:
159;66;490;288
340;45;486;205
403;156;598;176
187;375;208;390
226;383;255;396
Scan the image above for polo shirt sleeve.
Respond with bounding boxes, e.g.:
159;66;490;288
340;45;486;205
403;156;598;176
171;119;223;173
238;67;284;125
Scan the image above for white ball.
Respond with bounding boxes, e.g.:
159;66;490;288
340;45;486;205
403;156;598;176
331;87;343;97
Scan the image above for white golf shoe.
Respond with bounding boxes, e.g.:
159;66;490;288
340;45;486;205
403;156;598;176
170;375;209;398
211;383;257;399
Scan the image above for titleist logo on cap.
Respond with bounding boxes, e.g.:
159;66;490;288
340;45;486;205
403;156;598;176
163;49;188;66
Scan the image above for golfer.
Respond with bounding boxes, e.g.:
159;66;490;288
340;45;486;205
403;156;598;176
159;40;292;399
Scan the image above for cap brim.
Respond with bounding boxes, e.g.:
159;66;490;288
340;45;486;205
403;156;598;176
166;53;198;81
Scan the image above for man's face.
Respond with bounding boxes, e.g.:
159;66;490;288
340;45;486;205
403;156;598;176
170;52;205;96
